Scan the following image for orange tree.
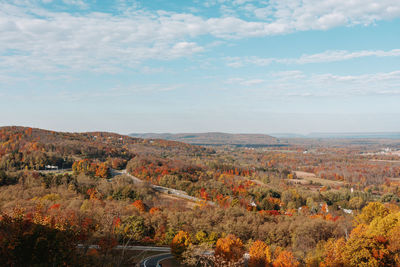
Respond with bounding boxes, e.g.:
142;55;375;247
249;240;272;267
214;234;244;265
320;238;346;267
171;231;191;260
272;249;299;267
132;200;146;212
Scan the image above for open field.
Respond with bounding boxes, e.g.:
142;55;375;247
157;193;199;209
370;159;400;163
294;171;344;187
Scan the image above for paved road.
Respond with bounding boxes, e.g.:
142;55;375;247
140;253;174;267
38;168;72;174
77;244;170;252
114;169;215;206
78;244;172;266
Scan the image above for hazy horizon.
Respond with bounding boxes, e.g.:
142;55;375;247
1;1;399;133
2;124;400;137
1;113;400;135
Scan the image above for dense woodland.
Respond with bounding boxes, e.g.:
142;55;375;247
1;126;400;266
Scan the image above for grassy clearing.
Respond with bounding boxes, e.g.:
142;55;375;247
158;193;199;209
294;171;343;187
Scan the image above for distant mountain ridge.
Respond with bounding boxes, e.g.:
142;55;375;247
129;132;279;146
270;132;400;139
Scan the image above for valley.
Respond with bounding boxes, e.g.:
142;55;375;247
1;126;400;266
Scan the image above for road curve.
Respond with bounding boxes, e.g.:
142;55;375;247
115;169;215;206
77;244;170;252
140;253;174;267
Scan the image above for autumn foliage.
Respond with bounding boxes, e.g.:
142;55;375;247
320;202;400;266
214;234;245;265
249;240;271;267
149;207;161;214
132;200;146;212
0;208;97;266
171;231;191;259
272;249;299;267
2;127;400;266
72;159;110;178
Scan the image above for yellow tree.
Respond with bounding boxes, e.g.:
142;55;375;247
343;224;392;266
320;238;346;267
388;226;400;265
355;202;389;225
249;240;271;267
171;231;191;260
366;212;400;237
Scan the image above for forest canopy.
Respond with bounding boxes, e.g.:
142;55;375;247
0;126;400;266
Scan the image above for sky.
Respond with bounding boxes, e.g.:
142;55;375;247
0;0;400;134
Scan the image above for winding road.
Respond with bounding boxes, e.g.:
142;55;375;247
140;253;174;267
113;169;215;205
110;170;212;266
78;244;172;266
77;244;170;252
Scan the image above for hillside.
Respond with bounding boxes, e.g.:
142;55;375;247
2;126;400;266
129;132;279;146
0;126;208;162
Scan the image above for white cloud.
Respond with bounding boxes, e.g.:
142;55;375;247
226;49;400;67
3;82;184;102
225;77;265;86
207;0;400;35
140;66;165;74
0;4;208;74
62;0;87;8
241;79;265;86
232;0;254;5
246;0;400;31
293;49;400;64
169;42;204;58
1;1;400;76
230;70;400;97
270;70;305;80
226;61;243;68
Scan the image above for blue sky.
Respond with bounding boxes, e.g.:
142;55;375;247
1;0;400;134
